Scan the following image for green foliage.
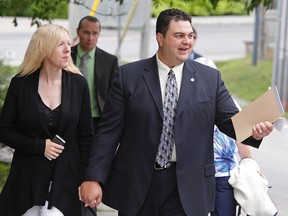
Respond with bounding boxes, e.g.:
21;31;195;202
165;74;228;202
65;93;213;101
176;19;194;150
211;0;246;15
0;0;275;27
216;55;273;102
243;0;274;13
152;0;248;17
0;162;10;192
0;0;68;26
196;0;274;13
0;61;17;111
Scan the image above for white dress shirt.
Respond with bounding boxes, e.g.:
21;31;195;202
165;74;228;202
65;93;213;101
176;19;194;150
156;53;184;161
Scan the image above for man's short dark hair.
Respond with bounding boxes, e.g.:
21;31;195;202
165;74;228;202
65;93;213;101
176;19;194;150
78;16;101;30
156;8;192;36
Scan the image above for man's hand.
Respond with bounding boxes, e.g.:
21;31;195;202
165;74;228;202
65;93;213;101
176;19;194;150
79;181;102;208
252;121;273;140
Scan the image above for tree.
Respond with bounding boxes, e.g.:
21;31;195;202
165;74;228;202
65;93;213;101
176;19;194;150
0;0;274;27
0;0;69;26
151;0;274;13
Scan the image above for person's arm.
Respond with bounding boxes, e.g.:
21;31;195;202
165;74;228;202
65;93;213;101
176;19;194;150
218;119;273;148
80;63;126;208
77;76;94;179
215;74;273;148
0;76;46;155
236;141;252;159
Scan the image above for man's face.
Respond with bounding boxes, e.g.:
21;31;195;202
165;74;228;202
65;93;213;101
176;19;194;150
157;20;195;68
77;19;101;52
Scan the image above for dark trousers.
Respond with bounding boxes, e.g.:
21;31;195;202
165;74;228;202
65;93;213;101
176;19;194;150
81;204;97;216
118;164;186;216
210;176;237;216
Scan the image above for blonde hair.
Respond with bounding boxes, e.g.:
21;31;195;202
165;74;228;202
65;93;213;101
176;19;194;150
18;24;80;76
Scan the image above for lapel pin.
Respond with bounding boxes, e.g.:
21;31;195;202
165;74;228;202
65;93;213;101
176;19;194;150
190;78;195;82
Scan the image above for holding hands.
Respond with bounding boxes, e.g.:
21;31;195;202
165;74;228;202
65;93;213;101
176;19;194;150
79;181;103;208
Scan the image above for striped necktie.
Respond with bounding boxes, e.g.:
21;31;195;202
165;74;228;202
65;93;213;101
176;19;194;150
156;70;178;167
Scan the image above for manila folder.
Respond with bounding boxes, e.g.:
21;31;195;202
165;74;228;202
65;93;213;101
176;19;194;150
232;85;284;142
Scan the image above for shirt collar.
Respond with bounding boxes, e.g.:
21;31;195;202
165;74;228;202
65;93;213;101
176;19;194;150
156;53;184;75
77;46;95;58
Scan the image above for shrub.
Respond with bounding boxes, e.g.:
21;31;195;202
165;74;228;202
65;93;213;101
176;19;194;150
0;162;10;191
0;60;17;111
152;0;248;17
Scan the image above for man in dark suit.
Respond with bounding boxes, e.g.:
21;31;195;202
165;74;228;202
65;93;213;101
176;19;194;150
71;16;118;130
71;16;118;216
80;8;273;216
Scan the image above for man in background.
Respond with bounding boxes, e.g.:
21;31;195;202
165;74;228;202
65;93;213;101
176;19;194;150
71;15;118;216
188;26;202;60
71;15;118;130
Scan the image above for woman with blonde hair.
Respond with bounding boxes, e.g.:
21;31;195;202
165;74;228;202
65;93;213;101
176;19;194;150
0;24;94;216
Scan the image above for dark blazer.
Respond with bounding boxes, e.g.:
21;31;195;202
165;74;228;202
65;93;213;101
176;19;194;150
84;56;261;216
0;70;94;216
71;45;118;112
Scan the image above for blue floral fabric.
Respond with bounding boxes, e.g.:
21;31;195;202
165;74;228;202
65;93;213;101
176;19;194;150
214;126;237;175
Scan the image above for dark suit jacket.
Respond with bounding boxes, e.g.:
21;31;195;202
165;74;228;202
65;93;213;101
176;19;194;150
0;70;94;216
71;46;118;112
84;56;261;216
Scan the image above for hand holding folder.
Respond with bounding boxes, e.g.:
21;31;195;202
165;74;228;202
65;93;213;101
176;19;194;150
232;85;285;142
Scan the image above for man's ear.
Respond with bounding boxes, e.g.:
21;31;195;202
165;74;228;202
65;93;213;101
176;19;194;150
156;33;163;46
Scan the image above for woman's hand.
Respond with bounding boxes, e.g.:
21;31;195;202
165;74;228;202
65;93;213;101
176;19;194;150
44;139;65;160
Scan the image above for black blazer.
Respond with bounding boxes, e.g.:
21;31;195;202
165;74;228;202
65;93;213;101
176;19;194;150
84;56;261;215
0;70;94;216
71;45;118;112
